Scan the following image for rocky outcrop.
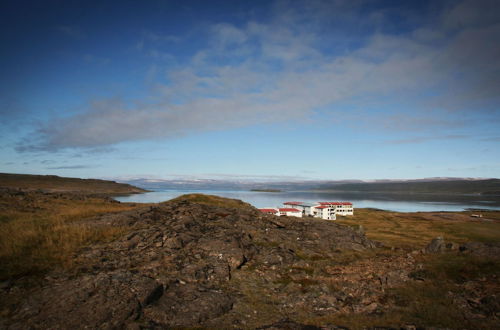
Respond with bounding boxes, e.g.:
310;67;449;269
424;237;500;258
2;198;379;329
424;237;446;253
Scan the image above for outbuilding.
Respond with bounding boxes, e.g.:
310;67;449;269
277;208;302;217
283;201;315;216
259;208;279;215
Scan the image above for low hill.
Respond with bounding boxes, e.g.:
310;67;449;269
315;179;500;195
0;173;147;195
167;193;254;209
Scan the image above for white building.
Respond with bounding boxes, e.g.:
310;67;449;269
317;202;354;216
311;205;337;220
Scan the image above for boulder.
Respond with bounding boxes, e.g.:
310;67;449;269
425;237;446;253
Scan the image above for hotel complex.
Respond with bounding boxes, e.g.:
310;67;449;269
259;201;354;220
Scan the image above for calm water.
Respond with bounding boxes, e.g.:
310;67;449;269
114;189;500;212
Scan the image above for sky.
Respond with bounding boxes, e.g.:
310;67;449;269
1;0;499;182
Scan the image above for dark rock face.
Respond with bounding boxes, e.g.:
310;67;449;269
11;271;162;329
3;199;379;329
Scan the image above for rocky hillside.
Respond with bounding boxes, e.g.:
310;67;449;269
2;195;379;329
1;194;498;329
0;173;147;195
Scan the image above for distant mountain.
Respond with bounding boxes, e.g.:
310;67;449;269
122;178;328;191
0;173;147;195
121;177;500;196
314;179;500;195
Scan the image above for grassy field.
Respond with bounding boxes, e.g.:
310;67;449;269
0;191;144;280
320;251;500;329
336;208;500;249
329;208;500;329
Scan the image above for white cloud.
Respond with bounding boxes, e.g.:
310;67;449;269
20;0;500;151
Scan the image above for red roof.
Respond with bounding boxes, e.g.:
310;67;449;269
314;205;331;209
259;208;278;213
318;202;352;206
278;208;301;212
283;201;303;205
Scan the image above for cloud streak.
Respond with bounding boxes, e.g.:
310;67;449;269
45;165;95;170
386;135;468;145
19;0;500;152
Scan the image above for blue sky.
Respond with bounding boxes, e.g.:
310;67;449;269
1;0;499;181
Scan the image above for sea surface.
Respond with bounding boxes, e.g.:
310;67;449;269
114;189;500;212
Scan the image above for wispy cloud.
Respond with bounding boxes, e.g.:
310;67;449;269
46;165;94;170
481;137;500;142
199;173;310;181
19;0;500;152
386;135;468;144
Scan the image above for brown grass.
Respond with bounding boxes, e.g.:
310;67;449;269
167;193;255;209
337;208;500;249
0;193;142;280
295;252;500;330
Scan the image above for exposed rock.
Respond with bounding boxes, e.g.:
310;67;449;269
2;197;379;329
257;318;330;329
459;242;500;258
425;237;446;253
8;271;163;329
143;283;234;327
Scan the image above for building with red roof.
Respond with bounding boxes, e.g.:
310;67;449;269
316;202;354;216
258;208;278;215
260;201;353;220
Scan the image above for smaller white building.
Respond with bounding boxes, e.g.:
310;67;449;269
258;207;302;217
283;201;315;216
278;208;302;217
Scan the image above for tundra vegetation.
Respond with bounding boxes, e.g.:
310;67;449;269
0;175;498;329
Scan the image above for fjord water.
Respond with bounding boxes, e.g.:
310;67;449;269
114;189;500;212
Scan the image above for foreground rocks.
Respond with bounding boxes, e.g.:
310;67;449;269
2;198;379;329
1;196;498;329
